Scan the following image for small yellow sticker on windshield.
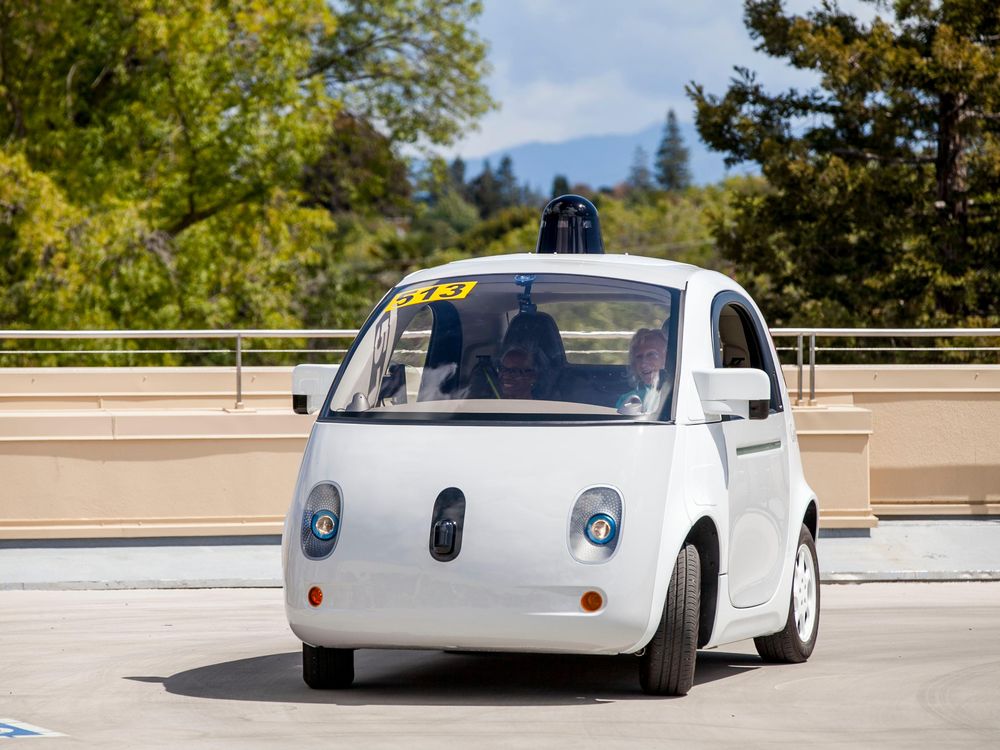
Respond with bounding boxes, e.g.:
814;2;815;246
385;281;478;311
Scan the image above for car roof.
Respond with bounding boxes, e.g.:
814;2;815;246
399;253;702;290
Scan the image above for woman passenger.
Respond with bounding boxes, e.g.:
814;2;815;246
616;328;668;413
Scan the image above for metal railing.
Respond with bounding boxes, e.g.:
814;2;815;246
770;328;1000;405
3;327;1000;409
0;329;357;409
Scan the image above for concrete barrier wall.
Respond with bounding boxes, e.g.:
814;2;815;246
801;366;1000;519
1;365;997;538
0;410;309;538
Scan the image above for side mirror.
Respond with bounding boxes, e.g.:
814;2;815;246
692;368;770;421
291;364;340;415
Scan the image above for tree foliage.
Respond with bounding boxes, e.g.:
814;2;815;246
454;155;542;218
655;109;692;191
688;0;1000;327
626;146;655;197
310;0;494;147
303;113;412;215
0;0;493;341
1;0;338;338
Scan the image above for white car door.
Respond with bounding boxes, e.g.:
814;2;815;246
713;296;791;608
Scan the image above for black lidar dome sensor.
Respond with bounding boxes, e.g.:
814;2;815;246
535;194;604;254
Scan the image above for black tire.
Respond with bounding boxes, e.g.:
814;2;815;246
302;643;355;689
754;524;820;663
639;543;700;696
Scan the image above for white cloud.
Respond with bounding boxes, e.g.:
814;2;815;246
447;0;879;158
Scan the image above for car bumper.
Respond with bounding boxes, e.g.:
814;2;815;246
286;565;653;654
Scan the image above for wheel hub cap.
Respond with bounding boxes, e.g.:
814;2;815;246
792;543;817;642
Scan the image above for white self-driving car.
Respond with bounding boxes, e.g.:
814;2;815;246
284;196;820;696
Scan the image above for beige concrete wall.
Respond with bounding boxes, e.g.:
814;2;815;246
0;409;310;538
1;365;997;539
0;367;290;410
784;366;1000;517
793;406;875;529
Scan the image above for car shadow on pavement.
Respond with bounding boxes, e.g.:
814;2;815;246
126;648;761;706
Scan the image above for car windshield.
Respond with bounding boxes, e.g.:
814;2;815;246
322;273;681;422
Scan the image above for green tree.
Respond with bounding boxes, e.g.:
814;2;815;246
407;158;481;257
598;187;729;268
626;146;655;194
468;159;502;218
1;0;339;337
0;0;494;337
551;175;570;198
302;114;411;215
655;109;692;191
421;185;731;269
448;157;468;194
429;205;538;264
520;181;545;209
309;0;495;147
688;0;1000;328
495;155;520;209
2;0;336;234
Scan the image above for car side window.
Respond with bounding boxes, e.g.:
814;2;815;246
712;295;783;414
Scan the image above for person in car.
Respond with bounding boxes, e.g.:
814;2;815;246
498;346;541;399
616;328;668;413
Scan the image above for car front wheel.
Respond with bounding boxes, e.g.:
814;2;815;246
639;543;700;696
302;643;354;689
754;524;820;663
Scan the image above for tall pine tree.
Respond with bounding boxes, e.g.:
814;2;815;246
496;155;520;209
627;146;655;193
448;157;467;193
468;160;501;217
655;109;692;191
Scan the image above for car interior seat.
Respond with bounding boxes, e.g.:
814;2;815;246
719;311;750;368
500;311;566;399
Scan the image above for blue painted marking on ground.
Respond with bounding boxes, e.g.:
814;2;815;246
0;723;41;738
0;720;64;738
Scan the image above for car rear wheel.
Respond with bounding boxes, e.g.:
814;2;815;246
754;524;820;663
302;643;354;689
639;543;700;696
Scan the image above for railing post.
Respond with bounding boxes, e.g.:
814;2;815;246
809;333;816;405
235;333;243;410
796;334;804;406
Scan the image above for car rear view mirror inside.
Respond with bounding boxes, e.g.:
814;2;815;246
292;364;340;414
693;368;770;420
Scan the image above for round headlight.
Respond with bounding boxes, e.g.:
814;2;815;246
311;510;339;541
585;513;617;545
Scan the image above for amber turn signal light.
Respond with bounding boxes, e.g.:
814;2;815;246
308;586;323;607
580;590;604;612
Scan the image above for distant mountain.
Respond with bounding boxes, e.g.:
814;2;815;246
456;121;746;194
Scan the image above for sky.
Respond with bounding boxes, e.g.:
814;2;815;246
449;0;874;158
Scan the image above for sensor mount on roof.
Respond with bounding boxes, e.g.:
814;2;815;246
535;194;605;254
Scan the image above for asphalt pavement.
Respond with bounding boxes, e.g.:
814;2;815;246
1;584;998;748
2;519;999;589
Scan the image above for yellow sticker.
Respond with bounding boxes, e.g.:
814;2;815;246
385;281;478;311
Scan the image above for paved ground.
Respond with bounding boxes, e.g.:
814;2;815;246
1;583;998;748
2;519;1000;589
